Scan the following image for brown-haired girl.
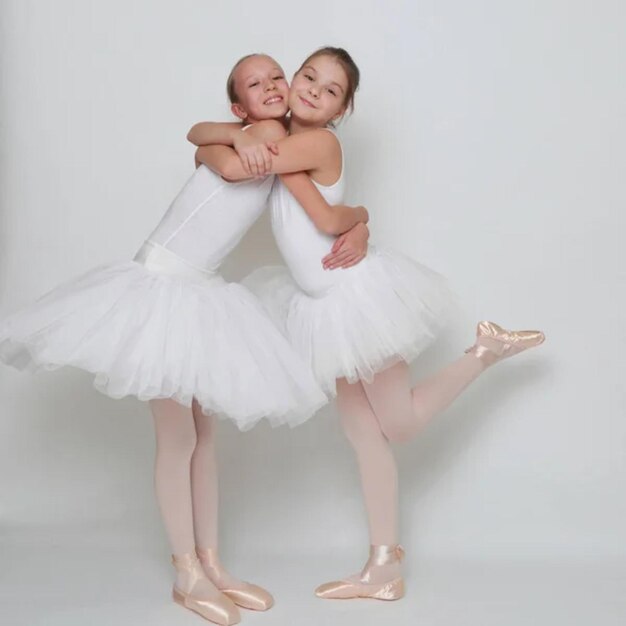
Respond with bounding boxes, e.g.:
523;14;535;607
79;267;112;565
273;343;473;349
193;46;545;602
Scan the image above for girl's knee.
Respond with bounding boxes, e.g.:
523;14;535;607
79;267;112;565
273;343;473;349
172;434;198;461
340;412;387;450
379;420;413;444
194;420;215;447
155;425;198;460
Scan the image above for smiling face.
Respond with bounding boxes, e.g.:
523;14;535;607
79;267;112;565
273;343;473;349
288;54;350;127
230;55;290;122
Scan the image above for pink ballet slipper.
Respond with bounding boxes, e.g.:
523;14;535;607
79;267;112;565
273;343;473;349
171;553;240;625
315;544;405;601
465;320;545;366
196;547;274;611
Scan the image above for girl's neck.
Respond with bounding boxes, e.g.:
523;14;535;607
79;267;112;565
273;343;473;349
244;115;288;127
288;116;328;135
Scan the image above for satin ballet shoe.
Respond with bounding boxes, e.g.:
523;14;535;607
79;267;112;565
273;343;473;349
315;544;405;601
465;320;545;367
196;547;274;611
171;553;240;625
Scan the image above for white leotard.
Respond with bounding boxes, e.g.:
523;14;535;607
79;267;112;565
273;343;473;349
246;128;452;394
0;131;329;428
143;165;273;272
269;132;369;296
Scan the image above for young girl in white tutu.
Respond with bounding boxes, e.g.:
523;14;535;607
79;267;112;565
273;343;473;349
0;54;376;625
192;46;545;602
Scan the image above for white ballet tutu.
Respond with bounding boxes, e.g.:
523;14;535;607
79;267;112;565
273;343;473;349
244;247;455;395
0;242;328;430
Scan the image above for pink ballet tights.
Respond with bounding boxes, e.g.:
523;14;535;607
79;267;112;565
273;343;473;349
363;355;486;443
150;398;199;556
337;354;488;551
150;398;245;589
337;378;399;547
150;354;488;584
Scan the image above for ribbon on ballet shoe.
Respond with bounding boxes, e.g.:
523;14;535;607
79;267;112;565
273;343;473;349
196;547;221;569
171;552;204;585
396;545;406;562
369;544;405;566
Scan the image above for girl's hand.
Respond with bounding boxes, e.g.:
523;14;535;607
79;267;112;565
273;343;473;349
233;133;279;178
322;221;370;270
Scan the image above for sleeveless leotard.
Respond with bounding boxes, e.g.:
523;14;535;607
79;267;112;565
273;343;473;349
246;130;454;395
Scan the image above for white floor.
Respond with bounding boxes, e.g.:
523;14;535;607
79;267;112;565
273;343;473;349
2;523;625;626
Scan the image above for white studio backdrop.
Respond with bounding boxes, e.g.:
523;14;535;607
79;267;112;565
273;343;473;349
0;0;624;571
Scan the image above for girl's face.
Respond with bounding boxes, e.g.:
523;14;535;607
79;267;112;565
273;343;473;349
231;55;290;122
288;55;349;127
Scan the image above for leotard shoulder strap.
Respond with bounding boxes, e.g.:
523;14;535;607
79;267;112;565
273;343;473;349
313;127;343;188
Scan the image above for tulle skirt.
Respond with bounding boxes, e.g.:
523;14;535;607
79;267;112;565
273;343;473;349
0;244;328;430
244;246;455;395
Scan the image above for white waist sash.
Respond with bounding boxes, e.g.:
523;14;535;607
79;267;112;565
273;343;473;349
133;241;221;283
